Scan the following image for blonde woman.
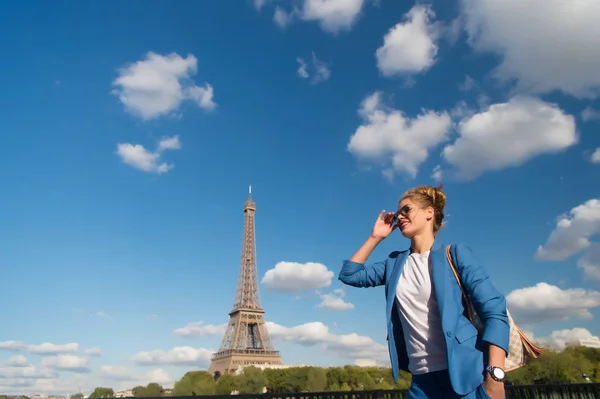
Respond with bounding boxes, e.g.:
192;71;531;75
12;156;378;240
339;185;508;399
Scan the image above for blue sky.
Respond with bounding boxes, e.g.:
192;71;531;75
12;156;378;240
1;0;600;394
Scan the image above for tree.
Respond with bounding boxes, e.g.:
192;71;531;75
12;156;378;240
238;366;268;394
215;374;239;395
173;371;216;396
89;387;114;398
306;367;327;392
70;393;84;399
133;383;164;397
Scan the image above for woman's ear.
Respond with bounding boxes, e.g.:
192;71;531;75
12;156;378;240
426;206;434;221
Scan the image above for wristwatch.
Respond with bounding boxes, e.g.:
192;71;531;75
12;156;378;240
486;366;506;382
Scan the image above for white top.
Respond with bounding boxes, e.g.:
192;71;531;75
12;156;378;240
395;250;448;375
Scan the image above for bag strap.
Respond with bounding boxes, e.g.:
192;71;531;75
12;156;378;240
445;244;475;322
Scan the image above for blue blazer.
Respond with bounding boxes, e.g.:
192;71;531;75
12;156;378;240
338;242;509;395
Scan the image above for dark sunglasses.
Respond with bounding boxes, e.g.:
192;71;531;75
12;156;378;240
390;205;413;225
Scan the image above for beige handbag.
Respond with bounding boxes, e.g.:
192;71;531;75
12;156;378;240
446;245;544;371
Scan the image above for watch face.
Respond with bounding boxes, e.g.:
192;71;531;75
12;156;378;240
492;367;505;380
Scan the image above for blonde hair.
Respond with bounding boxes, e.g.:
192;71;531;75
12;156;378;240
400;184;446;234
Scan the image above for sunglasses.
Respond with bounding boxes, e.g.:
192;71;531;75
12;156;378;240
390;205;413;225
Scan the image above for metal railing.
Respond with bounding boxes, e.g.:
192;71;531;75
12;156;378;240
122;384;600;399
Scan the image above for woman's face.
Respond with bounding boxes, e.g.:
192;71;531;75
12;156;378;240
396;198;432;238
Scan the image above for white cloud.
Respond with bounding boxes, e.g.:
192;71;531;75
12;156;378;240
274;6;292;28
536;198;600;261
172;321;227;337
441;96;577;180
6;355;28;367
41;355;90;372
117;135;182;174
99;366;172;387
296;58;309;79
83;348;101;357
147;368;172;384
296;53;331;84
354;358;378;367
578;243;600;284
0;365;57;379
591;148;600;164
375;5;440;77
581;106;600;121
317;288;355;311
0;372;92;395
431;164;442;182
300;0;365;33
347;91;452;179
460;0;600;99
262;261;334;292
96;311;112;320
532;328;596;352
131;346;213;366
112;52;216;120
254;0;269;10
0;341;26;351
99;365;134;380
0;341;81;355
267;321;388;363
506;282;600;323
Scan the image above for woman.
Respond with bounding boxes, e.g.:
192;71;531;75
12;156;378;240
339;185;509;399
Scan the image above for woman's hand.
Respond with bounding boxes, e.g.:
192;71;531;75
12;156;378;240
482;379;505;399
371;210;398;241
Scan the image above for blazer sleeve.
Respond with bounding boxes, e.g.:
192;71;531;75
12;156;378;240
338;259;386;288
454;243;510;356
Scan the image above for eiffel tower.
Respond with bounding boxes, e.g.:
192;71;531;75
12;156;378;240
208;187;281;376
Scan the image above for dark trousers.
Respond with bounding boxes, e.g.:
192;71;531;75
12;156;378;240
408;369;500;399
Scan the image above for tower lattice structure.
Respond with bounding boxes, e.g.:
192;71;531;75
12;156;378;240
208;187;281;375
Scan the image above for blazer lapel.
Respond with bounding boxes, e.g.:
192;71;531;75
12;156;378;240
386;250;409;318
430;242;451;330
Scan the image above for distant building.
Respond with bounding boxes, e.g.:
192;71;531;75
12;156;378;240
231;363;309;375
577;336;600;349
565;336;600;349
114;390;133;398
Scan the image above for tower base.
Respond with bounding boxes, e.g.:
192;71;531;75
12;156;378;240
208;349;282;376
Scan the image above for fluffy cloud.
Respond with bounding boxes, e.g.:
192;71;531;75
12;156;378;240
274;7;292;29
41;355;91;372
506;282;600;323
99;365;135;380
296;52;331;84
347;91;452;179
116;135;182;174
6;355;28;367
375;5;440;77
317;288;355;311
131;346;213;367
267;321;388;364
172;321;227;338
0;341;80;355
591;148;600;164
0;365;57;379
262;261;334;292
532;327;597;352
460;0;600;98
536;198;600;261
581;106;600;122
578;243;600;284
441;96;577;180
299;0;366;33
266;0;366;33
112;52;216;120
83;348;101;357
0;371;92;395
